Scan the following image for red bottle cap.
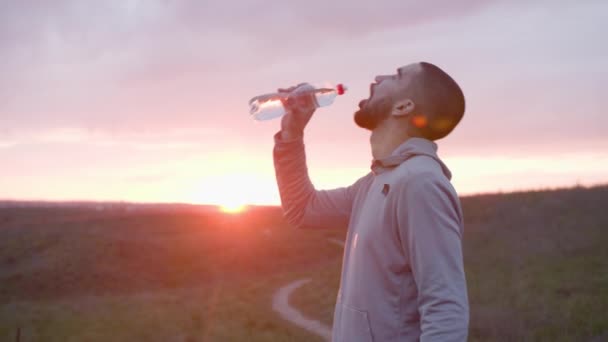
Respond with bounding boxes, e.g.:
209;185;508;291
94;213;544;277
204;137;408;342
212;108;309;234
336;84;346;95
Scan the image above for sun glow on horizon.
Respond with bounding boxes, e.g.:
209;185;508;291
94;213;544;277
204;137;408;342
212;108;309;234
219;203;248;214
188;169;280;209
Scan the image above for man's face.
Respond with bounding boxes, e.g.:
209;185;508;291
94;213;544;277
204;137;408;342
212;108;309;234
354;64;418;130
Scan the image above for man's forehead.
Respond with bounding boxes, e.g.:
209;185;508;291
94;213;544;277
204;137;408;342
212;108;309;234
397;63;422;76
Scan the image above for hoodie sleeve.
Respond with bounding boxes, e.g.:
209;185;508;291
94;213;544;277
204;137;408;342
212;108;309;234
273;131;370;229
397;172;469;342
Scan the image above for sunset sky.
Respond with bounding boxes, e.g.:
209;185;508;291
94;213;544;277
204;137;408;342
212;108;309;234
1;0;607;206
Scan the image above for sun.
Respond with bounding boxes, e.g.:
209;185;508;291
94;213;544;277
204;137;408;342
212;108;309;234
219;203;247;214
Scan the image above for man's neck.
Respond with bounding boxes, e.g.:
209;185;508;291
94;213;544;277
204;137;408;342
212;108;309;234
370;122;410;160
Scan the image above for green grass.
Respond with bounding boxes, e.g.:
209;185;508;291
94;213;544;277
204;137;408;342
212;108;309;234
1;185;607;341
0;274;327;342
0;206;342;341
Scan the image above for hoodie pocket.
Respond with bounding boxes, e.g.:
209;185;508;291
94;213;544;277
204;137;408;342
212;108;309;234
337;304;373;342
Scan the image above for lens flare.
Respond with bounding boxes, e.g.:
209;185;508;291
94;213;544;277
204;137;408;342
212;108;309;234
412;115;428;128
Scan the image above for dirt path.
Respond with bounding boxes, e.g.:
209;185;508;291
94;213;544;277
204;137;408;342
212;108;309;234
272;278;332;341
326;238;346;248
271;238;344;342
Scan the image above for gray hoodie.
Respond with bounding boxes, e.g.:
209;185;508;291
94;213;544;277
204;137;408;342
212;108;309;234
274;133;468;342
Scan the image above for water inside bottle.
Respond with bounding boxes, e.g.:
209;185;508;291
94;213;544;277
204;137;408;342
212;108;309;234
250;98;285;121
249;85;343;121
314;89;338;107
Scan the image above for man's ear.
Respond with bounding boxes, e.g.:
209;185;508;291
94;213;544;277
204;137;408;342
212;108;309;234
391;99;415;117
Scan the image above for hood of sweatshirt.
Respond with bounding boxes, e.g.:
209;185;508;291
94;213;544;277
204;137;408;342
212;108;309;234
370;137;452;180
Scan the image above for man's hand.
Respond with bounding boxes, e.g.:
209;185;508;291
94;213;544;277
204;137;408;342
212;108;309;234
279;83;316;140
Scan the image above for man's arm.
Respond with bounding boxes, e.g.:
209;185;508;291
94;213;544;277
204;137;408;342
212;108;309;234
272;83;369;229
274;131;370;229
397;173;469;341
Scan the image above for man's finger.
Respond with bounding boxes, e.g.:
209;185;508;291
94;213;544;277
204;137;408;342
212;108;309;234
278;86;297;93
288;91;312;110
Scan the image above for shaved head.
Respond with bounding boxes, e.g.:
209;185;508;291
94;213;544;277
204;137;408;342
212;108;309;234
406;62;465;140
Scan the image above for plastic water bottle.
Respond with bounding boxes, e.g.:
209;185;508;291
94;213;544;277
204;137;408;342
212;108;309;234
249;84;347;121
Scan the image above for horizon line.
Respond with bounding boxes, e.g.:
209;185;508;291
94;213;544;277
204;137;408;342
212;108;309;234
1;182;606;208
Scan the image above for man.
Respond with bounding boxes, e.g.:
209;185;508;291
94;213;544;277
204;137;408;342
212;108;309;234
273;62;468;342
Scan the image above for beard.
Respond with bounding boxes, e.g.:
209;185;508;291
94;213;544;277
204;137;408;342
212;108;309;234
353;97;392;130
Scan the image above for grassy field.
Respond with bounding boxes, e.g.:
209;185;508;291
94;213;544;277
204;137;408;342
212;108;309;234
0;206;343;341
1;185;607;341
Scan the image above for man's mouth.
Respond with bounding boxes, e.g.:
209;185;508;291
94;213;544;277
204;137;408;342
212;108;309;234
359;99;368;109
